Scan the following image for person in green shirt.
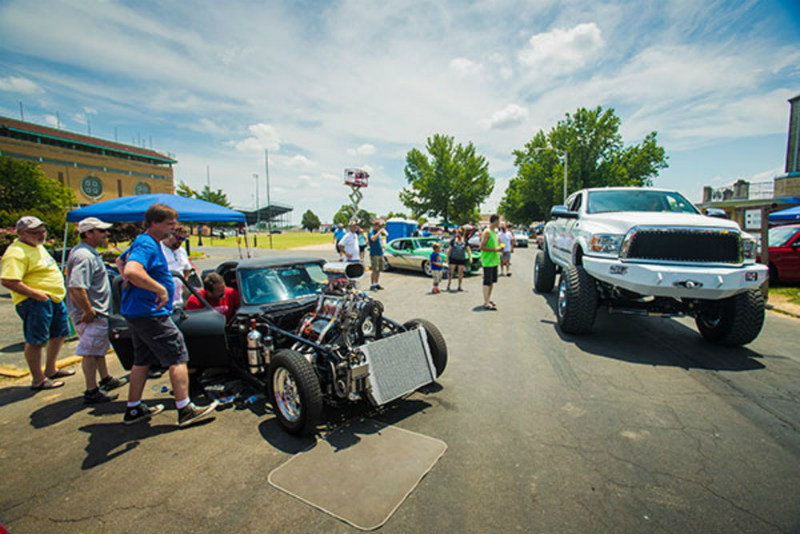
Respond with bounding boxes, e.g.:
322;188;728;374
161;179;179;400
479;214;504;310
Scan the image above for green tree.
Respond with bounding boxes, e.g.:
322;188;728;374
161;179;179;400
505;106;668;219
400;134;494;225
0;156;76;251
196;185;231;207
176;181;196;198
385;211;408;220
301;209;321;231
333;205;375;228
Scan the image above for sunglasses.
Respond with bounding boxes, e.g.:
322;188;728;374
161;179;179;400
174;236;186;242
25;228;47;235
93;229;110;234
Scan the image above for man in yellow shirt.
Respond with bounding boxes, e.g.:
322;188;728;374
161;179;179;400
1;216;73;390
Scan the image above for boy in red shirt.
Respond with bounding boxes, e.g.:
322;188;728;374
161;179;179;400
185;272;240;322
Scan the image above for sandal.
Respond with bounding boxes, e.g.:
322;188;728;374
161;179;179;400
46;369;76;379
31;378;65;391
483;303;497;311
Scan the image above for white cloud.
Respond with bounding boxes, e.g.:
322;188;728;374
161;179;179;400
284;154;316;170
449;57;483;76
72;112;88;124
0;75;43;94
83;106;97;115
518;22;604;76
483;104;528;129
43;114;59;127
233;123;280;152
347;144;376;156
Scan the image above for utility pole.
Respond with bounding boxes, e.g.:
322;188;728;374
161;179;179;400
253;173;259;247
19;101;24;121
265;150;273;249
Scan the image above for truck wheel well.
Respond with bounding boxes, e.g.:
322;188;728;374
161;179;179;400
573;247;584;267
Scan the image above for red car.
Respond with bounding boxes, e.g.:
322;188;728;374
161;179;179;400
764;224;800;283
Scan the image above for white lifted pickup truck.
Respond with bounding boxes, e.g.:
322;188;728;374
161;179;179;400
533;187;767;346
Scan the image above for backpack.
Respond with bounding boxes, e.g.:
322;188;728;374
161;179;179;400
450;239;467;261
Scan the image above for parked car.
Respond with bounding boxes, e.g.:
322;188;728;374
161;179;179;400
108;257;447;435
533;187;767;346
761;224;800;283
513;232;529;248
385;236;467;276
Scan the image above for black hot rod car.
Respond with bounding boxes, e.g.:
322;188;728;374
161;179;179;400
108;257;447;435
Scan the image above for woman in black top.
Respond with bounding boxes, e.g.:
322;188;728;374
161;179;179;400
446;227;471;292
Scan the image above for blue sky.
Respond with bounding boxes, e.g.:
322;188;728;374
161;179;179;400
1;0;798;223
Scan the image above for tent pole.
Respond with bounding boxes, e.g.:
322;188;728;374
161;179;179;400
60;221;69;271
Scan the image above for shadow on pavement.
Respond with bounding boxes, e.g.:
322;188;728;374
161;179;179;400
538;292;766;371
78;420;181;470
0;341;24;353
0;385;36;407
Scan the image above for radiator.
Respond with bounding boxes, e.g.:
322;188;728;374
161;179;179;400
361;328;436;406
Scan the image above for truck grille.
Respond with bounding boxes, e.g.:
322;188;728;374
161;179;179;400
622;227;741;264
361;328;436;406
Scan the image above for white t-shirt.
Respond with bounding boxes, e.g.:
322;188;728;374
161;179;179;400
338;231;360;261
161;243;191;304
499;231;513;252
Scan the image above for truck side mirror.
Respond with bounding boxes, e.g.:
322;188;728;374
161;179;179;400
551;205;578;219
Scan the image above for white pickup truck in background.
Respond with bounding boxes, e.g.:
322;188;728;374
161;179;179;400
534;187;768;346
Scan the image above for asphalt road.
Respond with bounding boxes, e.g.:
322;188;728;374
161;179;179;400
1;246;798;533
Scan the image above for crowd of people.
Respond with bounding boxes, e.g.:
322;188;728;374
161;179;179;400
0;207;518;425
333;214;514;310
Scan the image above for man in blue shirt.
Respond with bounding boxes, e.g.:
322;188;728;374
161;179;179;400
121;204;216;427
333;223;345;259
368;220;386;291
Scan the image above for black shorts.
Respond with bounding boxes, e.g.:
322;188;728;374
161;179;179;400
482;266;498;286
126;315;189;368
449;258;467;266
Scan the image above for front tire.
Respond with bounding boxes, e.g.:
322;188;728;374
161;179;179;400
695;289;765;346
403;318;447;377
556;265;598;335
534;250;556;293
268;349;322;435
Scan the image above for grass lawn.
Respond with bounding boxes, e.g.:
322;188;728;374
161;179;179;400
188;231;332;251
770;286;800;305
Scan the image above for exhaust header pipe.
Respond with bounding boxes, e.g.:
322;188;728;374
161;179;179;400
323;261;365;279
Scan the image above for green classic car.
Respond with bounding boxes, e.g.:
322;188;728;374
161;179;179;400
384;236;480;277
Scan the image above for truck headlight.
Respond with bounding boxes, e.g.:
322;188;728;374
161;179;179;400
590;234;624;255
741;235;757;263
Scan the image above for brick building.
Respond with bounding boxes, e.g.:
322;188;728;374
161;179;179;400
0;116;176;205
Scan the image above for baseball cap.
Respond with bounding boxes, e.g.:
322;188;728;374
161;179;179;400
77;217;113;233
16;216;45;232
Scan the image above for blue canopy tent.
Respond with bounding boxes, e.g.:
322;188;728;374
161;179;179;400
66;193;246;223
769;205;800;224
63;194;248;266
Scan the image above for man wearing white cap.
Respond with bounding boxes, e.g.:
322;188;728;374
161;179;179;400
1;216;73;390
66;217;129;403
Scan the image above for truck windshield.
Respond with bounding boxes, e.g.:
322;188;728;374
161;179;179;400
238;263;328;305
587;190;699;215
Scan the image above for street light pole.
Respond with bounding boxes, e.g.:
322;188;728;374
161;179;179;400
253;173;259;248
265;149;273;249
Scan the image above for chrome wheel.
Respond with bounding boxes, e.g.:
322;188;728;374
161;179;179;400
423;261;432;277
273;367;301;423
557;277;568;318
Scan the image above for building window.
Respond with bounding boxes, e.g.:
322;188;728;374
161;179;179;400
135;182;151;195
58;172;64;184
81;175;103;198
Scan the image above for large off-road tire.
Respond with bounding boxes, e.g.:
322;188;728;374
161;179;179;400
268;349;323;435
534;249;556;293
556;265;598;335
695;289;765;346
403;318;447;378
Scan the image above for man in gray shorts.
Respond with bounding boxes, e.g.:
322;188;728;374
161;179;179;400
121;204;216;427
66;217;128;404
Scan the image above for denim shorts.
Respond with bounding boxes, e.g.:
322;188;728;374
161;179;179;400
15;298;71;345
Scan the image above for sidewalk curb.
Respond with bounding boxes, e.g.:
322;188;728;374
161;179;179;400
765;302;800;319
0;355;82;378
